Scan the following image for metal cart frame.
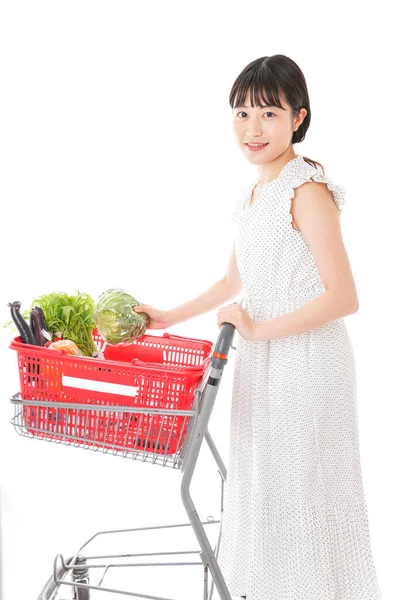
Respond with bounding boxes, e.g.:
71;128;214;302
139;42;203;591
10;323;238;600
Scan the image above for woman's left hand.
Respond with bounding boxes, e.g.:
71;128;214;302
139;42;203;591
216;302;259;341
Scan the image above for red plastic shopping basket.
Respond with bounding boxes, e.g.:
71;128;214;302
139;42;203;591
10;329;214;455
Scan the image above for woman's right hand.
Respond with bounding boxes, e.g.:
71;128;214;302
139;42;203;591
133;304;171;330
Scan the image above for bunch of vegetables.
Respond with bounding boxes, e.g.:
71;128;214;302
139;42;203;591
6;291;97;357
6;289;149;354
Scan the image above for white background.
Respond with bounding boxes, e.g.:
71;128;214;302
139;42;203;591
0;1;398;599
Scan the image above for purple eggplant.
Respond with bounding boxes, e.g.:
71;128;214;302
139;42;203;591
8;301;37;385
32;305;51;340
8;301;35;345
30;308;46;347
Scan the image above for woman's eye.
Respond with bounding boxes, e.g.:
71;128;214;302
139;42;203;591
236;111;275;118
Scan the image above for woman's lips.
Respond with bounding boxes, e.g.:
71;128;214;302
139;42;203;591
245;143;268;152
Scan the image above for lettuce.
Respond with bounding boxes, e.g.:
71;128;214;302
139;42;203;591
93;289;149;345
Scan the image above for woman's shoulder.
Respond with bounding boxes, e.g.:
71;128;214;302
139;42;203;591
292;155;346;213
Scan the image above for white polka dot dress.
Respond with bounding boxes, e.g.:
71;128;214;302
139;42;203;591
217;155;382;600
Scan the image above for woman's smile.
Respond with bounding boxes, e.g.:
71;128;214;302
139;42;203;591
245;142;269;152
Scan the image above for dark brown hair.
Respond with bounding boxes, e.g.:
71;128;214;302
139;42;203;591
229;55;324;174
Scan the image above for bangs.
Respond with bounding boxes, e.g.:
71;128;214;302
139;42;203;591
230;69;285;110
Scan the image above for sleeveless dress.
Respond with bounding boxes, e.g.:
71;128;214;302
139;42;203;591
217;155;382;600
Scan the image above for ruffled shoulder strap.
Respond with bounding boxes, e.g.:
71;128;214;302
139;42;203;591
289;158;346;213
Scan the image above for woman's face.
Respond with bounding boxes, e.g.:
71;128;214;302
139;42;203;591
232;89;306;164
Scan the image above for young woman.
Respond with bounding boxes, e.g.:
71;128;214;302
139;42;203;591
134;55;382;600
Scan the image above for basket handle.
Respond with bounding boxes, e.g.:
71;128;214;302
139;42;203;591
131;357;147;365
9;337;68;356
161;331;213;346
130;354;212;371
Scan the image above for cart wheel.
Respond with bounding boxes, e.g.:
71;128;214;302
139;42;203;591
72;555;90;600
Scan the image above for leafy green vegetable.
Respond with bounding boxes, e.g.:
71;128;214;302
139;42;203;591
94;289;149;345
31;291;97;357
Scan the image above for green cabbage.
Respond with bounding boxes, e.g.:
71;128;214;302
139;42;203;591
93;289;149;345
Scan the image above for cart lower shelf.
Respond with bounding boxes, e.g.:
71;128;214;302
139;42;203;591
39;518;222;600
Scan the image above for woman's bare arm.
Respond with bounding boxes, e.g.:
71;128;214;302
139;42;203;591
167;243;243;326
253;181;359;341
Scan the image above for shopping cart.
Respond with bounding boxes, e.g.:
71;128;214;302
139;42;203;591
9;322;239;600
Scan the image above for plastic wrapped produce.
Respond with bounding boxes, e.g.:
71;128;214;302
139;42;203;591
48;339;83;356
93;289;149;346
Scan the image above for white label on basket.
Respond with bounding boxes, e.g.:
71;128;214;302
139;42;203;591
62;376;139;397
